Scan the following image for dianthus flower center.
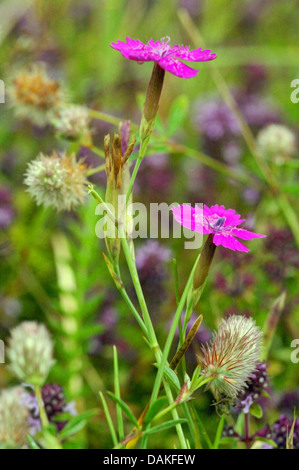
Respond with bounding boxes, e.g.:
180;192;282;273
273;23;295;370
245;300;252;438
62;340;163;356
194;213;231;234
151;37;175;58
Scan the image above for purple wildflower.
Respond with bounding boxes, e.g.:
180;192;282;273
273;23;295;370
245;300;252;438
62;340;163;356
135;153;173;200
119;120;131;156
237;362;270;413
89;293;132;357
259;415;299;449
222;425;240;439
194;91;280;162
22;384;77;434
180;0;202;18
242;64;267;94
110;37;216;78
278;390;299;417
136;240;171;270
0;187;14;230
264;227;299;282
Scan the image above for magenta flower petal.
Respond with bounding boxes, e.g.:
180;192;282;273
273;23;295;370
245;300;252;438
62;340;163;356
127;49;161;62
214;234;250;253
110;37;217;79
175;47;217;62
172;203;266;253
110;40;159;61
231;228;266;240
158;57;198;78
172;204;209;233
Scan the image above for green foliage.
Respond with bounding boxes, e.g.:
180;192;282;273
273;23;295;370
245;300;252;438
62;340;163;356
1;0;299;451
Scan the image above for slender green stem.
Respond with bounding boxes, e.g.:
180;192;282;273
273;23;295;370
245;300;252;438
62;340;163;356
113;346;124;441
100;392;118;447
150;254;201;405
112;261;148;336
173;258;186;376
90;146;105;159
87;163;106;176
154;401;180;423
89;109;131;128
126;128;152;203
119;224;160;354
35;385;63;449
182;402;196;448
89;190;187;447
35;385;49;429
118;225;187;448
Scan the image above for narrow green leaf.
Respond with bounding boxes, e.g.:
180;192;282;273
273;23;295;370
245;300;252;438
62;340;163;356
143;419;187;436
255;437;277;448
162;365;181;390
144;397;169;425
59;410;98;439
99;392;118;447
106;391;138;426
287;413;297;449
26;434;40;449
113;345;124;441
190;404;213;449
59;420;87;439
213;414;226;449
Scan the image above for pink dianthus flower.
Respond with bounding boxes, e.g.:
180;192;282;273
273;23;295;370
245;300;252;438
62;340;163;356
172;204;266;252
110;36;217;78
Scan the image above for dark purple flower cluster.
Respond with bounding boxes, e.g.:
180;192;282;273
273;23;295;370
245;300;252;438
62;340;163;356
271;415;299;449
194;91;280;164
258;415;299;449
179;0;202;18
264;227;299;282
222;425;240;439
23;383;76;434
278;390;299;416
237;362;270;413
215;271;255;296
88;292;132;357
135;154;173;201
0;187;14;230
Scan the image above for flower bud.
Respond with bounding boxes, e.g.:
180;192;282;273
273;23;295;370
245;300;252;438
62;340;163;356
257;124;296;164
51;104;91;143
24;151;89;211
200;315;262;402
104;129;136;261
0;387;29;449
8;63;63;125
7;322;55;386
